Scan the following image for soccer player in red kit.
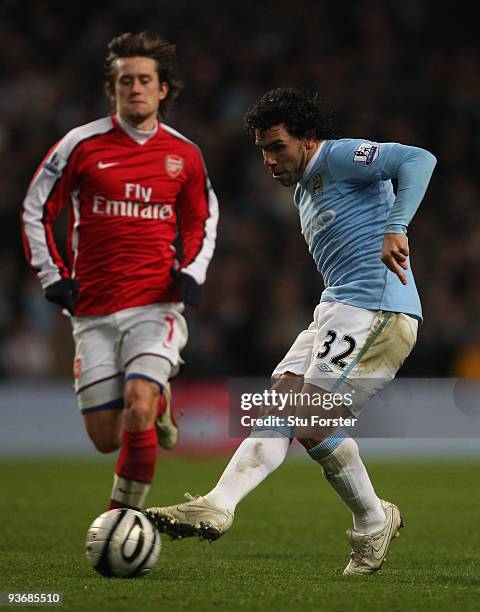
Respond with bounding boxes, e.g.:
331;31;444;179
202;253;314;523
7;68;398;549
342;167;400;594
21;32;218;511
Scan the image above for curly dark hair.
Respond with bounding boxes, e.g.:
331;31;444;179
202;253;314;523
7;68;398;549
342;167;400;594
104;31;183;116
244;88;337;142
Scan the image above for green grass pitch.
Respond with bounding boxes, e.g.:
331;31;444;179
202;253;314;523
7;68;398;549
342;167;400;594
1;456;480;611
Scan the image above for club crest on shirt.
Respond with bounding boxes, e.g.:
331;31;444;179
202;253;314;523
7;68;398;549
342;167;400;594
73;357;81;380
312;173;324;197
353;143;380;165
165;154;184;178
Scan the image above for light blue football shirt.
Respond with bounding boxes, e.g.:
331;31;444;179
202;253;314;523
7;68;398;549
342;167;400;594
294;139;436;322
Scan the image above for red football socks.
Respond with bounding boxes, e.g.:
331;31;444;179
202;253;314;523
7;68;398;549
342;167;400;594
109;427;158;510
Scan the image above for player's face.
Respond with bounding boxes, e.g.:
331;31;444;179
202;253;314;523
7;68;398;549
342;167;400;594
109;56;169;129
255;124;315;186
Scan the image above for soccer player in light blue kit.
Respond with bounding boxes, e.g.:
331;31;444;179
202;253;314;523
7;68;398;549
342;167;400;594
146;89;437;575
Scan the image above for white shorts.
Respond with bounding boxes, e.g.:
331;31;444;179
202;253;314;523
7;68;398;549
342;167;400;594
272;302;418;416
71;303;188;413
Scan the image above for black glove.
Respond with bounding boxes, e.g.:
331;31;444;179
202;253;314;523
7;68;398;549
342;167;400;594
170;268;201;307
44;278;80;315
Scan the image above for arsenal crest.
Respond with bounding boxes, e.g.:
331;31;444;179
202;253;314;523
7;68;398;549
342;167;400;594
165;154;184;178
73;357;81;380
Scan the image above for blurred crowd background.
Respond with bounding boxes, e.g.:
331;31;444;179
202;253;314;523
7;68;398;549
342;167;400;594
1;0;479;382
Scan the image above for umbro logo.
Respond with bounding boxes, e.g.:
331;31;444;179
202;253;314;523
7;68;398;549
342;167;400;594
97;161;119;169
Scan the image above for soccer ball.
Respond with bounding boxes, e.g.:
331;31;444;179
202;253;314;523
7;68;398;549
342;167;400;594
85;508;161;578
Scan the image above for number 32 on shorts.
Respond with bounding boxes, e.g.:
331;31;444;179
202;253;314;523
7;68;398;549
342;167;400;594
317;330;356;369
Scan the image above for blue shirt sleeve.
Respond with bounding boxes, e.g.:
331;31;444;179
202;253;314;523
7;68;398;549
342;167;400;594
380;143;437;233
327;139;437;232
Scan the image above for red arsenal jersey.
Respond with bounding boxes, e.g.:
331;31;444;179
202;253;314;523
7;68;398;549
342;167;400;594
21;114;218;316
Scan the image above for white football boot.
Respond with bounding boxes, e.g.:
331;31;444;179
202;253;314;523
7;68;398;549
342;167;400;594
155;382;178;450
145;493;234;541
343;500;404;575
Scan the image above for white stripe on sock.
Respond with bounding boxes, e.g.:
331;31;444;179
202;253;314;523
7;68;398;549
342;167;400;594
111;474;151;509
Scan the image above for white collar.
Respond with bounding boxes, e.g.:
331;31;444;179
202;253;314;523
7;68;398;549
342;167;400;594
117;113;158;144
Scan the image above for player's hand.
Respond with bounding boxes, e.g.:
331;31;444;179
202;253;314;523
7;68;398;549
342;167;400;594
381;233;409;285
44;278;80;315
170;268;201;307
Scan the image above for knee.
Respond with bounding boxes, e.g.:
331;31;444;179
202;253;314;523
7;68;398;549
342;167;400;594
124;380;158;430
124;399;154;428
124;390;155;420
